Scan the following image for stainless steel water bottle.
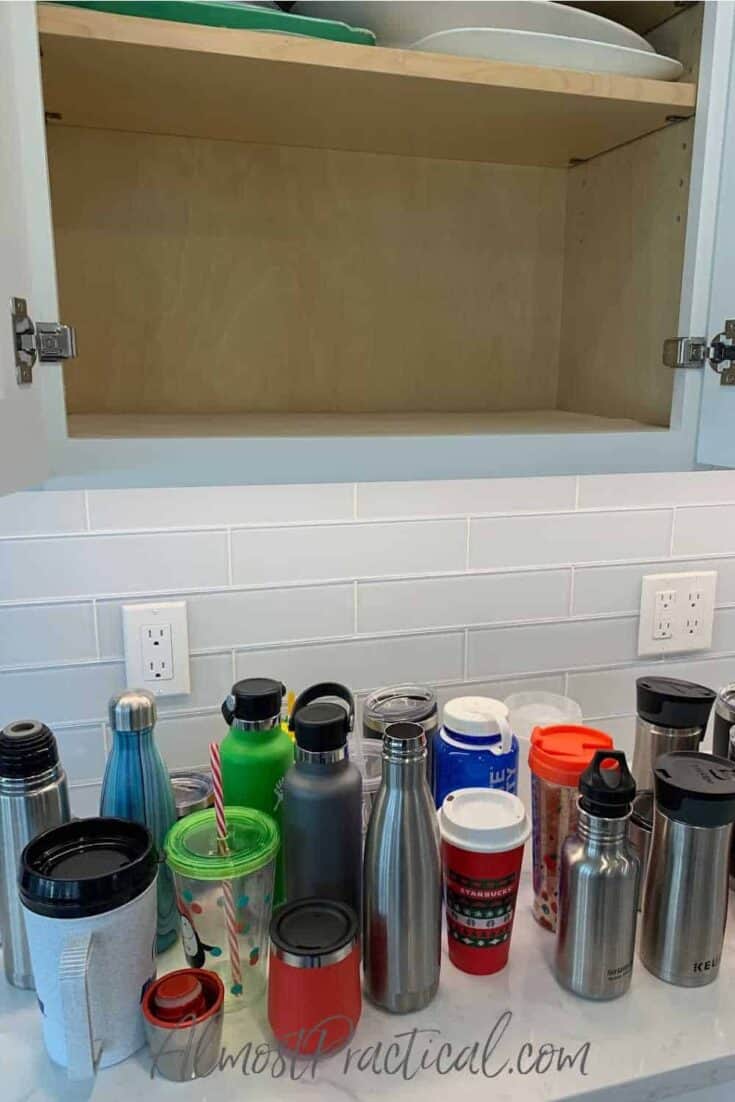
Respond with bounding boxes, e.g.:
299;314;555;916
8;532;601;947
631;676;715;791
283;683;362;916
640;751;735;987
714;684;735;758
0;721;70;989
555;750;639;1000
363;722;442;1013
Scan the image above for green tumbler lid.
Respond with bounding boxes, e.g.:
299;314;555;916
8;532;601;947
165;806;279;881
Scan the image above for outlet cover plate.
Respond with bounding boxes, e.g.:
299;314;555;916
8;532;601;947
638;571;717;657
122;600;191;697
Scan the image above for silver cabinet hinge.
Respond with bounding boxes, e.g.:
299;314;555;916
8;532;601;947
663;320;735;386
11;296;77;385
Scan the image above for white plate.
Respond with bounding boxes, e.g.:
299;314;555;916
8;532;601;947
410;27;683;80
293;2;654;52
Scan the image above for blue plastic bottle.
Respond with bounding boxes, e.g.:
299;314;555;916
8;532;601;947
101;689;179;952
433;696;519;808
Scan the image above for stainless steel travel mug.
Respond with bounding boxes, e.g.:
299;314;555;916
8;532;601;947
632;677;715;791
363;722;442;1013
0;721;70;989
640;752;735;987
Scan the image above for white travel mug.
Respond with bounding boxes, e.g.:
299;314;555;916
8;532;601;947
20;818;158;1080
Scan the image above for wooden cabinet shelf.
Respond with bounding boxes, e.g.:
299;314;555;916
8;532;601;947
38;3;695;167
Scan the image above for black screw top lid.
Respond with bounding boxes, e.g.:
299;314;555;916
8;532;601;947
20;817;157;919
579;750;636;818
654;751;735;828
636;676;716;730
222;678;285;725
270;898;358;962
0;721;60;781
289;682;354;753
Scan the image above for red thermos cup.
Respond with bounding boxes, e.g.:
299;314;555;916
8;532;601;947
439;787;530;975
268;899;360;1056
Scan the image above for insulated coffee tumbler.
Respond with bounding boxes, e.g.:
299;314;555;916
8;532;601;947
165;807;279;1011
439;788;530;975
528;725;613;931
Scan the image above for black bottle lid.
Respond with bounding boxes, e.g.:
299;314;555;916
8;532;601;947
222;678;285;725
654;751;735;828
20;817;157;919
636;676;716;730
270;898;358;967
579;750;636;818
289;682;354;753
0;721;60;780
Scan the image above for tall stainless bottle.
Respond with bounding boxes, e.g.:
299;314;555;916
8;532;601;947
556;750;639;1000
641;751;735;987
0;721;70;989
363;721;442;1013
714;684;735;758
631;676;715;791
283;682;363;916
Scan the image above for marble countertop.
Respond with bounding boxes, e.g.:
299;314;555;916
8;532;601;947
5;879;735;1102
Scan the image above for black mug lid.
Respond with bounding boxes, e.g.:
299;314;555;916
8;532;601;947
270;898;358;963
290;682;354;752
579;750;636;818
20;817;157;919
654;752;735;828
0;721;60;781
222;678;285;725
636;676;716;730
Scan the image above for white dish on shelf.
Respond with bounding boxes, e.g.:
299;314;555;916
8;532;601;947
293;1;654;52
410;27;684;80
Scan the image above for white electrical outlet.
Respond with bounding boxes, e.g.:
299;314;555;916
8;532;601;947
122;601;191;697
638;571;717;657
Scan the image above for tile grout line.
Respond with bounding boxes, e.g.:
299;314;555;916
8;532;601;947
464;517;471;570
462;628;469;680
91;599;101;661
231;648;237;684
226;529;233;586
83;490;92;532
568;567;576;616
574;476;581;510
353;581;359;634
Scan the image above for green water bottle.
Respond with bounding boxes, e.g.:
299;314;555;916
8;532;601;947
220;678;293;901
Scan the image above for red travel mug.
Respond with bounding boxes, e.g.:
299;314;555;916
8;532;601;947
268;899;361;1056
439;788;530;975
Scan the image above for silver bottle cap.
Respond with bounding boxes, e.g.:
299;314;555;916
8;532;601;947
382;721;426;761
109;689;157;732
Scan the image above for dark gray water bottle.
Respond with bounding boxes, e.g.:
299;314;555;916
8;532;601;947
283;683;362;916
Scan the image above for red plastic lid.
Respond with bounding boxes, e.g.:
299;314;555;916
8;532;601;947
528;724;613;787
142;968;223;1029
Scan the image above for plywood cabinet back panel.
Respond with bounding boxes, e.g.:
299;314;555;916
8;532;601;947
51;126;567;417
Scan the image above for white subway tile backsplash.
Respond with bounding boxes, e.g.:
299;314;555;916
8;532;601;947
0;662;125;727
469;617;639;680
434;675;566;712
88;484;354;531
157;653;233;714
0;491;87;537
579;471;735;510
232;520;466;585
573;558;735;616
235;633;464;694
357;570;570;634
69;783;103;818
156;712;221;771
97;584;354;657
55;724;107;784
567;664;662;719
357;477;576;519
582;715;636;759
0;531;228;601
469;510;672;571
0;603;96;668
673;505;735;557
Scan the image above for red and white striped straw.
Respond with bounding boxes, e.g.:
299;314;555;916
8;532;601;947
209;742;242;993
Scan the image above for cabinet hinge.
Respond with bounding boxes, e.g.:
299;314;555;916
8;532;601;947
11;296;77;386
663;320;735;386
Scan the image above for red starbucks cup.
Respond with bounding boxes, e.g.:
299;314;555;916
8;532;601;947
439;788;530;975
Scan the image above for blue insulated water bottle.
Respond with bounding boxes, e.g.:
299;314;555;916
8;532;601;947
433;697;519;808
101;689;179;952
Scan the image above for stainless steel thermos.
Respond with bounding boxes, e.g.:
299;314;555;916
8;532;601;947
0;720;70;989
640;751;735;987
555;750;639;1000
363;721;442;1013
714;684;735;759
627;790;653;911
631;676;715;791
283;683;363;916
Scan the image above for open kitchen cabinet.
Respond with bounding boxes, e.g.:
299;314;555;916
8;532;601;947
1;1;734;490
